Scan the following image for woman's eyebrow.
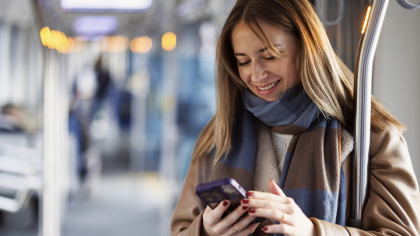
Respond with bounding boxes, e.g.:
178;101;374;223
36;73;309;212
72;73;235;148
234;44;283;56
258;44;283;53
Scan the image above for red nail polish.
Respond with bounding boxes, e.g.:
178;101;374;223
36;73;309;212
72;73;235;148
223;201;229;206
247;192;254;197
248;209;256;213
270;178;274;181
241;199;249;204
261;227;268;232
242;206;248;210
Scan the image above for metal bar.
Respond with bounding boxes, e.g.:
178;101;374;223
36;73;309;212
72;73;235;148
348;0;389;228
396;0;420;9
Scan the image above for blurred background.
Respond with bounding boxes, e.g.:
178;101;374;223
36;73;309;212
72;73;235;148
0;0;418;235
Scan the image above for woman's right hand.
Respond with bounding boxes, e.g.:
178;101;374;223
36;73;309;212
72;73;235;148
203;200;260;236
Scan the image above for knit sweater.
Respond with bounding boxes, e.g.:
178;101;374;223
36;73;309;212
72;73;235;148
253;121;354;193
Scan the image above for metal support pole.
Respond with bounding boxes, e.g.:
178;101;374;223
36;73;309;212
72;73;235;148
348;0;389;228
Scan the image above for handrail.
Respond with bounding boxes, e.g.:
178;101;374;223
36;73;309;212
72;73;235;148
348;0;389;229
396;0;420;9
350;0;419;228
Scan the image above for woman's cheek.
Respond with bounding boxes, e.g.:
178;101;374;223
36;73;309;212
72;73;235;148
239;70;250;86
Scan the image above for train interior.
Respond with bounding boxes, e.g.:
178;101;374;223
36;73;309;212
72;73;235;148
0;0;419;235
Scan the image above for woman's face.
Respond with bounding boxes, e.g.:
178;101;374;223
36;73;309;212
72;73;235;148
231;21;301;102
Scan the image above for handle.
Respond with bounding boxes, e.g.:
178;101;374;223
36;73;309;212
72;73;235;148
316;0;345;26
396;0;420;9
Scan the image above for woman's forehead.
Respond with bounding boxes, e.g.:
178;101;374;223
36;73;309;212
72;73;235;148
231;21;290;52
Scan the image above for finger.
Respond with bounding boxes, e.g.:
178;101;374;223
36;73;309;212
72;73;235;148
247;208;290;225
247;191;289;204
241;198;292;214
234;223;260;236
215;204;251;232
205;200;230;226
260;223;294;235
269;179;286;197
231;214;257;233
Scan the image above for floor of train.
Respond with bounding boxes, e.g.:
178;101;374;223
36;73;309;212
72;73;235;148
0;155;177;236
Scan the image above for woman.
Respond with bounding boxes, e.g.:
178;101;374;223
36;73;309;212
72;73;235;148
171;0;420;235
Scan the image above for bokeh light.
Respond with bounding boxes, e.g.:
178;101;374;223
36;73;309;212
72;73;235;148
102;36;129;52
39;27;76;53
162;32;176;51
130;36;153;54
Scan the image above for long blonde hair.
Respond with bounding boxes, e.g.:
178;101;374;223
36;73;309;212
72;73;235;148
193;0;405;163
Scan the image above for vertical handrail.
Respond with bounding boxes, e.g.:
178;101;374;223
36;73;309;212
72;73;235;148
348;0;389;229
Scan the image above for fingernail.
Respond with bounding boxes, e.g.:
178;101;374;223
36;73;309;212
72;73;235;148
248;209;256;213
223;200;229;206
247;191;254;197
241;199;249;204
261;227;268;232
270;178;274;181
242;206;248;210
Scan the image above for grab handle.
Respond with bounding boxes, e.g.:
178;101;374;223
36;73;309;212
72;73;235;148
396;0;420;9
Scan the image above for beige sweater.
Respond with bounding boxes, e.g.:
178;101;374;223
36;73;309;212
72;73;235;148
253;121;354;193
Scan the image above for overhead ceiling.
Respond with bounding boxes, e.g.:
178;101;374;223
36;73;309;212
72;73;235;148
35;0;237;38
0;0;36;28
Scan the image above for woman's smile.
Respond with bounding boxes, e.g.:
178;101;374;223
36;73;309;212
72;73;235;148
254;79;281;96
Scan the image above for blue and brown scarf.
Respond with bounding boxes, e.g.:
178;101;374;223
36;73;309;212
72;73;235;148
197;85;346;229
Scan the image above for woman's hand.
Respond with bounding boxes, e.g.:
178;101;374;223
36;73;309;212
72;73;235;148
241;179;318;236
203;200;260;236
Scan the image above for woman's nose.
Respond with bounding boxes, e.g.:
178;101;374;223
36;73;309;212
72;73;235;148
251;61;268;83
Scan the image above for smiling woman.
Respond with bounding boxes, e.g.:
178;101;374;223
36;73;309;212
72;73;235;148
231;21;301;102
170;0;420;235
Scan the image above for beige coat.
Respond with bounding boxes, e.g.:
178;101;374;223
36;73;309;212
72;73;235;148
171;121;420;236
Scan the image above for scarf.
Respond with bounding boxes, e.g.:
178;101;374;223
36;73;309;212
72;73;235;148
197;85;346;230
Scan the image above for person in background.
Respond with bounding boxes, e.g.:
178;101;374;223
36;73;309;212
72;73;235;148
0;104;38;133
171;0;420;235
92;57;117;119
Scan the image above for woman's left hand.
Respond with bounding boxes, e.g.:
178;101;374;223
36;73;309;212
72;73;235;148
241;179;318;236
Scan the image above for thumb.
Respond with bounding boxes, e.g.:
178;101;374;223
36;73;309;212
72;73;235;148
269;179;286;197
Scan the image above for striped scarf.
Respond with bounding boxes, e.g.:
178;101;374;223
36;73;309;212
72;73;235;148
198;85;346;229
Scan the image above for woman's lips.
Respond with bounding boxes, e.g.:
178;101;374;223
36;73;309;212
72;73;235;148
255;80;280;96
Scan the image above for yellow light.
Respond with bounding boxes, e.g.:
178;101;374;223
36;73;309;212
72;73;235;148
106;36;129;52
362;6;372;34
162;32;176;51
56;32;66;53
50;30;59;49
40;28;75;53
40;27;52;47
58;35;72;54
64;38;75;53
131;36;153;54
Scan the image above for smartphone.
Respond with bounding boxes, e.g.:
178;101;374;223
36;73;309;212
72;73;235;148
196;178;265;224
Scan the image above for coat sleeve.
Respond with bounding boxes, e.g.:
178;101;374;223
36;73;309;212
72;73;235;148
170;158;210;236
311;124;420;236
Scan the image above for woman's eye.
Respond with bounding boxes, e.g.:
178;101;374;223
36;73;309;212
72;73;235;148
238;61;250;67
264;56;276;61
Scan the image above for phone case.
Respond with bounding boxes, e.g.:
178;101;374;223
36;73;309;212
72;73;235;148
196;178;246;209
195;178;265;224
